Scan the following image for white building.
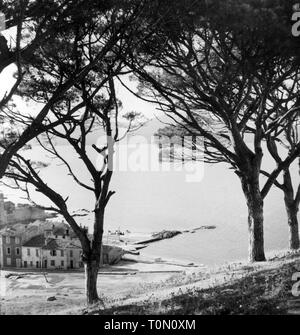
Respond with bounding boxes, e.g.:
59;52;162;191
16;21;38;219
22;234;83;270
21;223;124;269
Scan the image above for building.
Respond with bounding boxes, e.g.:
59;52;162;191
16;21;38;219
0;193;57;227
0;220;124;269
0;193;7;227
21;236;124;269
11;222;41;244
21;235;44;269
6;203;55;225
0;227;22;268
22;234;83;270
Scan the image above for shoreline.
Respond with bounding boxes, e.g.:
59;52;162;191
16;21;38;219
106;226;217;265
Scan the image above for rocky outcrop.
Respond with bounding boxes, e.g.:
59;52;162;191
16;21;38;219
152;230;182;240
134;226;217;245
135;230;182;245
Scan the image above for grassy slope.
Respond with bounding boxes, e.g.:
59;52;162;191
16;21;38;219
86;251;300;315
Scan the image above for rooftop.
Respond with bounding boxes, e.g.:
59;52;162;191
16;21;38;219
23;234;82;250
22;235;45;247
0;227;21;237
44;238;81;250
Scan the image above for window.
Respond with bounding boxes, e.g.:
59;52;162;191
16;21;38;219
50;260;55;266
6;257;11;266
6;236;10;244
61;260;64;267
6;247;10;255
60;250;64;257
50;250;57;257
36;249;39;257
15;237;20;244
16;247;20;255
27;248;30;256
70;250;73;258
30;261;33;267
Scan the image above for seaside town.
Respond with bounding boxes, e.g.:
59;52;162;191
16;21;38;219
0;193;124;270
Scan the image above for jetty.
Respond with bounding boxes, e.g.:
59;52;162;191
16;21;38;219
134;225;217;245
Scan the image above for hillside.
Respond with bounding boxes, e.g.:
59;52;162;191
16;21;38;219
1;250;300;315
85;250;300;315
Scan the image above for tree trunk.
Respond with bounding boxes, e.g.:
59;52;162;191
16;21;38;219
83;207;105;305
284;198;299;250
247;194;265;262
288;211;300;250
241;175;266;262
85;260;100;305
283;169;300;250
